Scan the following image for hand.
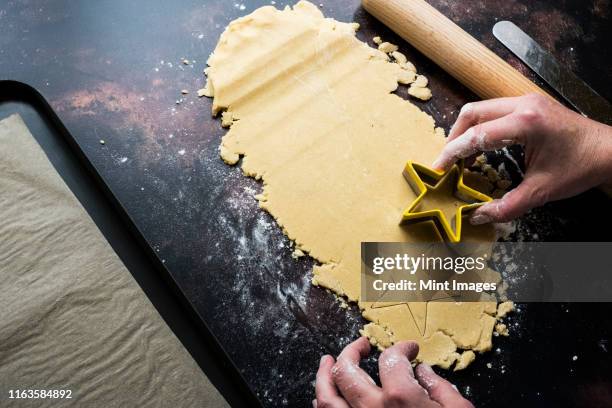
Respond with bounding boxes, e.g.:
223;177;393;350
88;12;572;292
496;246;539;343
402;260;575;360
314;337;473;407
431;93;612;224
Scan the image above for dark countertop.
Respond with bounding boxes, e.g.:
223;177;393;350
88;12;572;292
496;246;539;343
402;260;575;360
1;1;611;407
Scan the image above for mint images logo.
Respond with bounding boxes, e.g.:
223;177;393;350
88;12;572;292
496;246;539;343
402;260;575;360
361;242;500;303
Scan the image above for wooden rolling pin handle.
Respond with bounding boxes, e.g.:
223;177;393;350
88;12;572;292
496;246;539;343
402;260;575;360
362;0;553;101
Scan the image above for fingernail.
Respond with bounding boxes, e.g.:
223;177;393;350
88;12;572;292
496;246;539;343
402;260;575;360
417;363;438;389
419;363;434;374
470;214;492;225
460;103;472;115
320;355;329;366
431;157;443;170
312;399;318;408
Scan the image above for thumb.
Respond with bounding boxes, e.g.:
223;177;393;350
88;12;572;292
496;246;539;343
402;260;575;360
470;177;549;224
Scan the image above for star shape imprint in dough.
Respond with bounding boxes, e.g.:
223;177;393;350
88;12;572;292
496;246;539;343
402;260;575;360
400;161;492;243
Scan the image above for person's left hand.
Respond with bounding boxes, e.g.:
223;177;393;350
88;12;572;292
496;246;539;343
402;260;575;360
314;337;473;408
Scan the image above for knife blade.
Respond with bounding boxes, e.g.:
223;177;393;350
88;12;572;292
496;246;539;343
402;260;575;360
493;20;612;125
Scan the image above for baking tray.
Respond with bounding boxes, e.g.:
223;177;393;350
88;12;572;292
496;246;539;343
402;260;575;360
0;80;260;408
3;79;612;407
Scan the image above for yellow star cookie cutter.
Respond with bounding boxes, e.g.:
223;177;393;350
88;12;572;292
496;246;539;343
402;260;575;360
400;160;492;243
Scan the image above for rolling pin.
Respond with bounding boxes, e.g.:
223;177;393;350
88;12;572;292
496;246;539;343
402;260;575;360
362;0;553;101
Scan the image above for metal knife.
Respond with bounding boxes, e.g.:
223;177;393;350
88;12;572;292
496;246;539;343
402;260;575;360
493;20;612;125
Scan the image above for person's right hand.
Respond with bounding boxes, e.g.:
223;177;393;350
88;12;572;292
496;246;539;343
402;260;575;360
431;93;612;225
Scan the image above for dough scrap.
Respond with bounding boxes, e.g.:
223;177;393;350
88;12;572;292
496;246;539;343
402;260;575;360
391;50;408;64
378;41;399;53
360;323;393;351
205;0;502;369
454;350;476;371
397;70;417;85
495;323;509;336
408;85;432;101
221;111;234;128
292;248;305;259
407;74;432;100
413;74;429;88
400;61;417;73
497;301;515;318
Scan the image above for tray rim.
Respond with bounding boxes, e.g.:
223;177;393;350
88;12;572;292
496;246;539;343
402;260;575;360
0;79;261;408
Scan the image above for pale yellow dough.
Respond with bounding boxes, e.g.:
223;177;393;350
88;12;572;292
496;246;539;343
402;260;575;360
205;1;504;369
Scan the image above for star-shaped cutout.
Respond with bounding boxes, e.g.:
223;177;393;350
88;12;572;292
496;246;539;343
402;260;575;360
400;160;492;243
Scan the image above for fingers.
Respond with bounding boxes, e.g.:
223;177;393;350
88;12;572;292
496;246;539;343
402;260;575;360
415;364;474;408
379;342;419;385
322;340;476;408
448;97;522;142
336;337;372;365
432;113;527;171
470;175;548;224
315;355;350;408
332;337;382;407
379;341;431;406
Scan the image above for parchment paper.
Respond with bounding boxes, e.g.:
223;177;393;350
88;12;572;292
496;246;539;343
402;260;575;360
0;114;228;408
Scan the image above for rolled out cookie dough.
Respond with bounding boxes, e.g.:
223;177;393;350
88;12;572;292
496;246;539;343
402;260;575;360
205;1;504;369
